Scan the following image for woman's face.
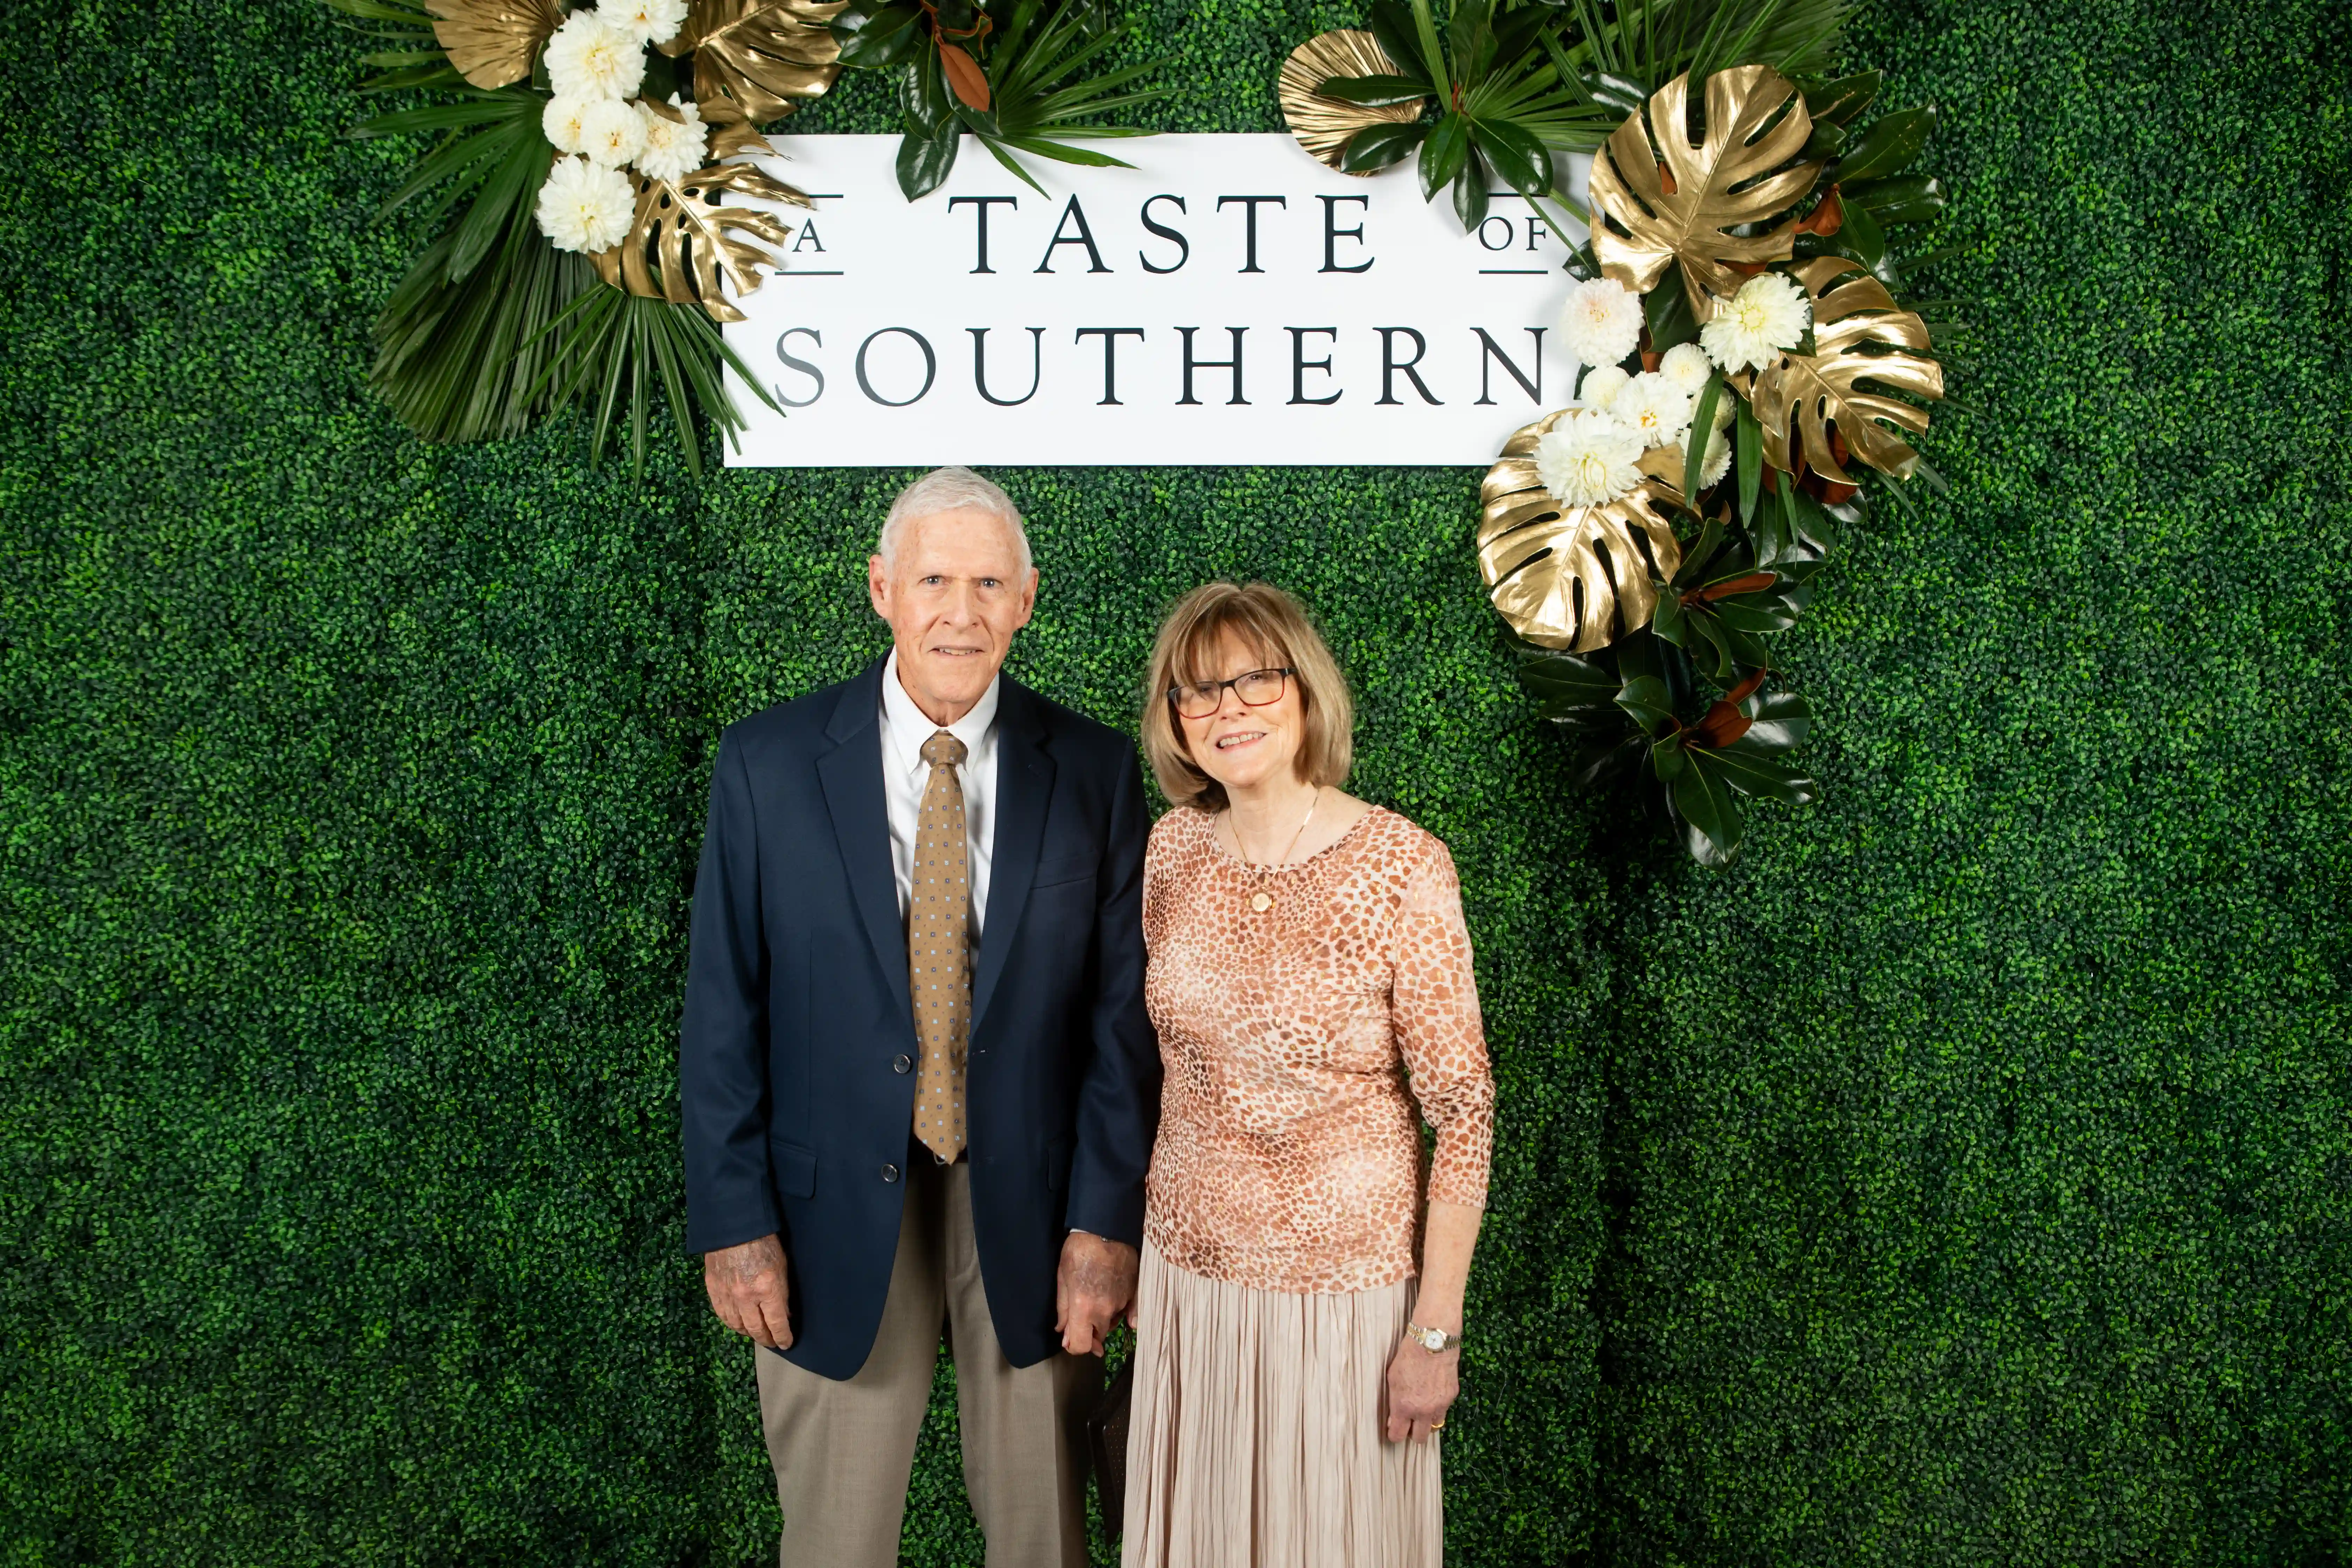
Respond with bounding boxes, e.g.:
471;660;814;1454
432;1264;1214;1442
1176;629;1306;798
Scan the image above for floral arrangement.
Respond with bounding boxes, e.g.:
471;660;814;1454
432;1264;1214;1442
329;0;1155;471
1281;0;1952;867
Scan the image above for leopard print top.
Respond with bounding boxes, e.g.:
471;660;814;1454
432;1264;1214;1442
1140;804;1494;1295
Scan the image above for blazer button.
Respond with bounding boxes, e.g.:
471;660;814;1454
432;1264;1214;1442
881;1163;900;1184
892;1054;912;1074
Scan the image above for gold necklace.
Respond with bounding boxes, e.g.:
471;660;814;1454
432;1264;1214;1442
1228;788;1321;913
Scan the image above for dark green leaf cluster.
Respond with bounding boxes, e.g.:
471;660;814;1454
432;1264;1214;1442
1512;62;1948;867
329;3;812;476
1318;0;1854;233
831;0;1168;198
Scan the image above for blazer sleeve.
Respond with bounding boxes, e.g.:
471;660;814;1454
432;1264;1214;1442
679;729;778;1255
1062;748;1162;1247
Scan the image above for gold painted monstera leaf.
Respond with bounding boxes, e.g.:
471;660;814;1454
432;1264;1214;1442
1480;412;1688;653
663;0;847;138
593;162;813;323
1588;65;1821;321
1278;30;1425;173
425;0;562;88
1753;257;1944;483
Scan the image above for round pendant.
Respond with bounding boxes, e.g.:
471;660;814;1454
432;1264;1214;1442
1250;891;1274;913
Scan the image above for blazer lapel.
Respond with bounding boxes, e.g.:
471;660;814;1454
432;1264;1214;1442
816;658;914;1034
973;678;1053;1035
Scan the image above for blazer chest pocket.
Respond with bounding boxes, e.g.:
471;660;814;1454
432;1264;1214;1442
772;1139;817;1199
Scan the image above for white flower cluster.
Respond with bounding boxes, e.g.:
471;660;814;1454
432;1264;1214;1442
1536;268;1813;507
1534;343;1732;508
533;0;708;255
1560;272;1813;379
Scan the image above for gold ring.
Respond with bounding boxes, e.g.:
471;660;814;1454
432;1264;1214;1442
1430;1419;1446;1430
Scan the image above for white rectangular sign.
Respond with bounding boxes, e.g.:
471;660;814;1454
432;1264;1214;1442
724;133;1594;467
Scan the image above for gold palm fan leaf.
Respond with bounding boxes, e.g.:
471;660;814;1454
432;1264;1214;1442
1480;412;1688;653
1588;64;1821;321
1752;257;1944;483
425;0;563;88
661;0;847;140
592;161;814;323
1278;30;1426;173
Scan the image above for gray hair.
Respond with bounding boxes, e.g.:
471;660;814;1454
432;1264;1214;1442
877;467;1032;573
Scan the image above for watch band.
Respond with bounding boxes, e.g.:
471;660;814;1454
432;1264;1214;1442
1406;1321;1460;1352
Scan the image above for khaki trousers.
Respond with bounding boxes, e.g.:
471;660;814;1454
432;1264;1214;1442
756;1155;1098;1568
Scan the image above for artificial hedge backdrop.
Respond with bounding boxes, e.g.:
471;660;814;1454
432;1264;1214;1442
2;0;2346;1562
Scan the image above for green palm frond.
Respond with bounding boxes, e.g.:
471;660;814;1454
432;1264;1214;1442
528;288;785;479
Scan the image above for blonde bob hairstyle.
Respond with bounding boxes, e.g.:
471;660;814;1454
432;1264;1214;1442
1142;581;1354;813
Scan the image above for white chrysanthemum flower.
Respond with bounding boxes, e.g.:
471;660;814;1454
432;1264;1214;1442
1711;388;1737;428
1558;276;1644;370
1692;419;1732;488
601;0;688;46
1615;372;1693;450
545;11;645;100
1535;409;1647;508
1701;271;1811;374
542;94;593;155
537;155;636;253
634;96;709;184
1577;364;1631;412
581;96;647;167
1659;341;1713;396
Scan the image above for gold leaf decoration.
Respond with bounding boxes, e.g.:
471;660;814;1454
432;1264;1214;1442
425;0;562;89
663;0;848;128
1479;412;1687;653
1278;30;1426;174
592;162;814;323
1752;257;1944;483
1588;65;1822;321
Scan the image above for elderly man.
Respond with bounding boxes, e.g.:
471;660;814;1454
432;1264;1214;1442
680;467;1160;1567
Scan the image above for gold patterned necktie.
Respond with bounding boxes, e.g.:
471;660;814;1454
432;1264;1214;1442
909;730;971;1163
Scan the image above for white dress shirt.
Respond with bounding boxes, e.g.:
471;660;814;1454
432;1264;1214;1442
880;649;1000;938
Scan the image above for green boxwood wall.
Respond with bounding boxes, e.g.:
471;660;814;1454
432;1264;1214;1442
1;0;2344;1563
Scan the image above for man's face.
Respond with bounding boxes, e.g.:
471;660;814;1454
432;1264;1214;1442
868;507;1037;724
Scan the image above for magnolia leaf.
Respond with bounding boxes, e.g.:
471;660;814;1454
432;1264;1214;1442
667;0;848;125
1479;411;1687;654
424;0;561;88
1587;65;1822;321
939;42;990;110
1517;650;1619;713
1669;759;1742;866
1753;257;1944;482
1279;30;1427;174
1738;690;1811;752
591;162;813;323
1703;744;1818;806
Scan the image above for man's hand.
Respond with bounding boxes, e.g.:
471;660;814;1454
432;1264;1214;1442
703;1233;792;1349
1055;1231;1138;1356
1383;1333;1460;1443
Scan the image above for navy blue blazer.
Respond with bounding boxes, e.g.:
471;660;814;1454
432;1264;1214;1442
679;657;1161;1379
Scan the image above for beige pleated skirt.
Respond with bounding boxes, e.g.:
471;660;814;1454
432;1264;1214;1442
1120;1241;1442;1568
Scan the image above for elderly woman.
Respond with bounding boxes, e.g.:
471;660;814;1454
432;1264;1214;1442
1121;581;1494;1568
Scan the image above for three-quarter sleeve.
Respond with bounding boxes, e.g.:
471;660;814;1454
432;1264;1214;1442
1391;843;1494;1210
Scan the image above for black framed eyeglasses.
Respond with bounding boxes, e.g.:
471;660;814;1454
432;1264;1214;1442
1167;666;1295;720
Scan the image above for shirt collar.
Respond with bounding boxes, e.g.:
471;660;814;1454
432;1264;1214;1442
881;648;999;774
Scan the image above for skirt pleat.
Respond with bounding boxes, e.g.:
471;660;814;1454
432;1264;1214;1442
1121;1242;1443;1568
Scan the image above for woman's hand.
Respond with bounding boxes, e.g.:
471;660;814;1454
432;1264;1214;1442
1384;1334;1460;1443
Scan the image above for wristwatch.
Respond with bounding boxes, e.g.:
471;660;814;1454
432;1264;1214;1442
1404;1321;1461;1352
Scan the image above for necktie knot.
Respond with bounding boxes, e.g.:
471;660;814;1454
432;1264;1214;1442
921;730;967;769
